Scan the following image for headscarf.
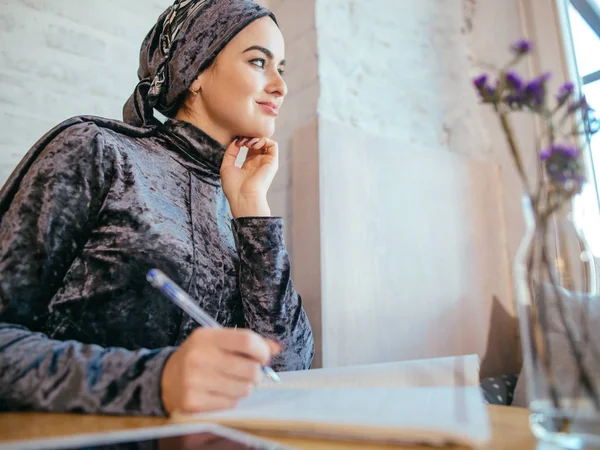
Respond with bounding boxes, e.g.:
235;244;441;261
123;0;276;128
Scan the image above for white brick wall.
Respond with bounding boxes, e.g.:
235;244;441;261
0;0;172;185
315;0;488;157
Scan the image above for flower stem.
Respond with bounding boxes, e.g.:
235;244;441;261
498;110;532;196
536;224;561;410
541;240;600;411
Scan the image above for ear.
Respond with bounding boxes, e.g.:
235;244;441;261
189;76;202;95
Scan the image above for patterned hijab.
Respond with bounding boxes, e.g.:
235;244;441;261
123;0;276;128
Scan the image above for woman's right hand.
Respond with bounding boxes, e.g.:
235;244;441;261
160;328;282;414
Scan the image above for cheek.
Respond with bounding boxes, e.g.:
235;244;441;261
235;68;265;97
219;71;260;109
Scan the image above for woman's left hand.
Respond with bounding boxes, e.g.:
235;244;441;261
221;137;278;218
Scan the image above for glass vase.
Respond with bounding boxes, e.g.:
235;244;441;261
514;195;600;448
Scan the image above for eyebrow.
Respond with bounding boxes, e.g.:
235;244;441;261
242;45;286;66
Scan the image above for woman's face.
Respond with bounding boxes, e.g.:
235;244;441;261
185;16;287;144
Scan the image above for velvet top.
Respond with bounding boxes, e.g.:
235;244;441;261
0;116;314;416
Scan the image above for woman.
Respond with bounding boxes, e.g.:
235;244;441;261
0;0;314;416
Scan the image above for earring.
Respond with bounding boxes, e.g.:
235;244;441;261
189;89;199;96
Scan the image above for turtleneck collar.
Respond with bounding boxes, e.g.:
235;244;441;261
156;119;227;182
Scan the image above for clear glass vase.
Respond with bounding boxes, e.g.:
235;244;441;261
514;195;600;449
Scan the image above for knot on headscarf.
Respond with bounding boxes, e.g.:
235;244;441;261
122;78;161;128
123;0;276;128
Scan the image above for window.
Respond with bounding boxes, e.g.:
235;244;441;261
561;0;600;254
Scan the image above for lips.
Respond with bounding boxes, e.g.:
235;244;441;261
257;102;279;116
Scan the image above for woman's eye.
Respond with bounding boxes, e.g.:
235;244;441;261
278;68;286;76
250;58;266;68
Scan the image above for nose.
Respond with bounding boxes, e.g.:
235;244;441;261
268;70;288;99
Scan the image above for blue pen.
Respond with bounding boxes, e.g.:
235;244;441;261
146;268;280;383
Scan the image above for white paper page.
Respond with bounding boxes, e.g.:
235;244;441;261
188;386;491;447
261;354;480;389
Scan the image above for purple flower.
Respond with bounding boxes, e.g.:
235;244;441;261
558;82;574;97
511;39;532;55
546;164;582;185
505;71;523;91
540;144;579;160
556;81;575;105
503;93;523;107
523;72;551;108
473;74;488;90
473;74;499;103
540;144;583;187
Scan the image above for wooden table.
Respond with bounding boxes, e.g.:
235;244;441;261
0;405;535;449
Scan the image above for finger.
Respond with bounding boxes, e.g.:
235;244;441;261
246;140;276;160
204;371;255;399
216;329;271;365
262;138;278;155
243;146;263;160
265;338;284;356
220;353;263;383
221;140;242;169
236;137;252;147
244;147;267;162
247;137;266;149
245;137;261;148
178;391;238;414
259;138;278;163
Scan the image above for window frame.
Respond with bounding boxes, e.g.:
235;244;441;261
521;0;600;254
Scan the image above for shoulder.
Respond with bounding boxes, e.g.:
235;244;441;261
1;116;158;203
0;117;145;220
39;118;110;162
21;118;125;189
41;115;157;155
34;115;163;170
70;116;166;161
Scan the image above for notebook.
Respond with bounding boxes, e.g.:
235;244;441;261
171;354;491;447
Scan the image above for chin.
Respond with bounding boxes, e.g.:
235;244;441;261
240;122;275;138
260;120;276;138
262;126;275;138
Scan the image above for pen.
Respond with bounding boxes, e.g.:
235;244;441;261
146;268;281;383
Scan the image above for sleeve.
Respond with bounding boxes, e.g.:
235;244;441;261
232;217;315;371
0;123;175;415
0;323;176;415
